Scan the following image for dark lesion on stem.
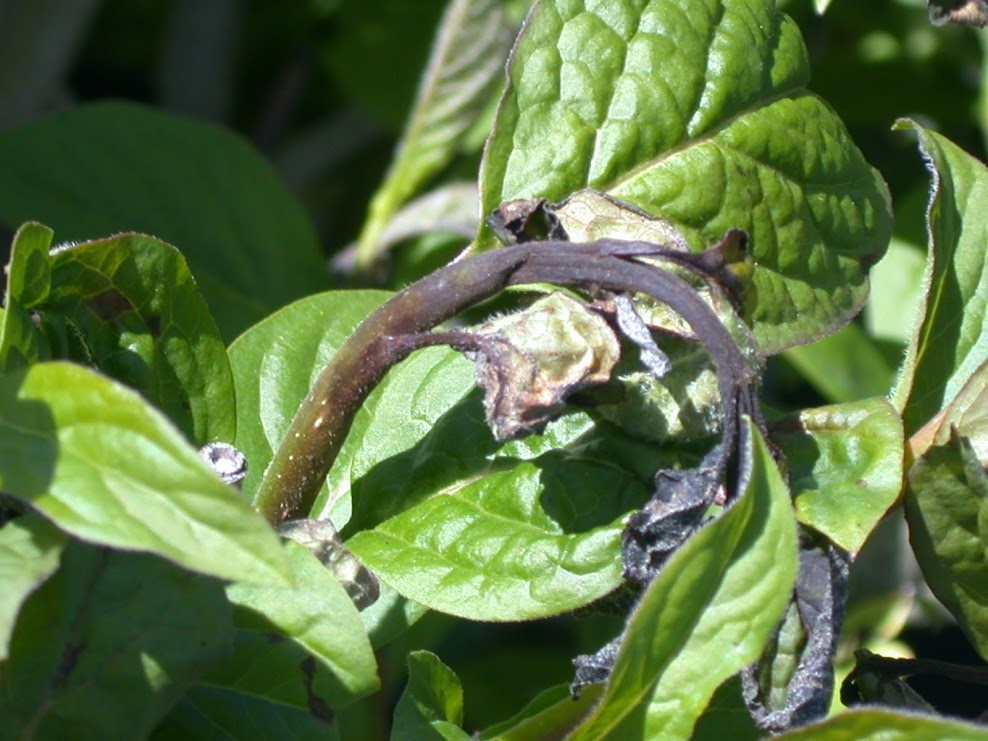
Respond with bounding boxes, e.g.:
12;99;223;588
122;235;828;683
255;225;770;691
255;231;763;529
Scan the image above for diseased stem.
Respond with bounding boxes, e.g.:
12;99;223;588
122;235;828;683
254;238;761;525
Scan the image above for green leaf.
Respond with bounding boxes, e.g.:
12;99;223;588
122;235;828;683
905;430;988;659
232;289;667;621
772;708;988;740
691;676;760;741
391;651;471;741
152;687;342;741
348;451;648;621
781;323;896;404
0;102;328;340
477;0;891;353
892;120;988;436
774;397;904;554
478;684;602;741
0;362;289;586
0;514;66;662
4;229;235;443
207;540;379;712
356;0;512;266
0;541;233;740
865;236;926;345
229;289;628;531
567;419;798;740
0;222;53;372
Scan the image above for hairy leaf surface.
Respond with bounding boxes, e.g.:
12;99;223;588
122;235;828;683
893;121;988;435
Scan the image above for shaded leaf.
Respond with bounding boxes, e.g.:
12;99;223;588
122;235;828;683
905;430;988;659
0;513;66;662
0;541;232;740
0;362;289;586
477;684;601;741
356;0;512;265
477;0;891;353
152;687;341;741
208;540;379;713
567;419;798;740
691;676;760;741
0;102;328;339
782;323;896;404
892;121;988;436
391;651;470;741
773;708;988;740
865;237;926;345
774;397;904;554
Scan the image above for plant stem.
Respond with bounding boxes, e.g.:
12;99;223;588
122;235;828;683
254;239;760;525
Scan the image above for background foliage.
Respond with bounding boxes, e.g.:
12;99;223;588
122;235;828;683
3;0;988;738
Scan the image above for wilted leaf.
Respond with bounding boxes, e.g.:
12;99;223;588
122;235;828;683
567;420;798;740
0;513;66;661
0;102;328;339
0;361;289;586
774;397;904;554
928;0;988;27
356;0;513;265
477;0;891;353
892;121;988;436
391;651;471;741
0;541;232;740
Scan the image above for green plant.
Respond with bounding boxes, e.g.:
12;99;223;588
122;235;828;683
3;0;988;738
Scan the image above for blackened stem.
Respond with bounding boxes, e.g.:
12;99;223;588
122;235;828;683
254;239;761;525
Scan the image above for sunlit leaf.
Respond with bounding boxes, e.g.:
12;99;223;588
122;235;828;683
775;397;904;554
0;362;288;586
477;0;891;353
892;120;988;435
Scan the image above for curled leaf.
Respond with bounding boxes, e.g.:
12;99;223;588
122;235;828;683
464;291;620;440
